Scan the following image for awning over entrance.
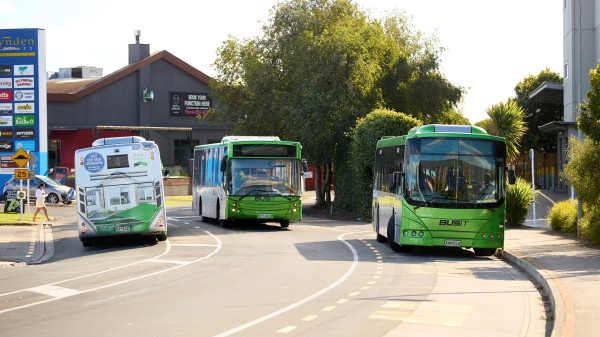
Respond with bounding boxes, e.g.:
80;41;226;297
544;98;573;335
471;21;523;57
538;121;577;135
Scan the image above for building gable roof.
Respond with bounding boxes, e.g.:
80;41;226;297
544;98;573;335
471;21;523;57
47;50;211;102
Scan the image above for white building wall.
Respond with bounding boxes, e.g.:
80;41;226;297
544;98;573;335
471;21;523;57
564;0;596;124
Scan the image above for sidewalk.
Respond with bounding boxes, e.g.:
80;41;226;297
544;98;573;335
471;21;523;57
501;189;599;337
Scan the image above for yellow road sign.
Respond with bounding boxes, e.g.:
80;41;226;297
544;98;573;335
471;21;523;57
14;168;29;180
11;148;30;168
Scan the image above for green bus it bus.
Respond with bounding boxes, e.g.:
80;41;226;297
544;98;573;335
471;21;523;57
372;124;508;256
192;136;302;228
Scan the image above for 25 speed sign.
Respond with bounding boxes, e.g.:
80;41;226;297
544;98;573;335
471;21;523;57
14;169;29;180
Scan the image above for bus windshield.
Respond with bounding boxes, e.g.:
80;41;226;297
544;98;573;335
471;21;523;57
230;158;300;197
405;137;505;208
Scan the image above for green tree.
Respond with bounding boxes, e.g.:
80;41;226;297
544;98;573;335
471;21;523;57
579;64;600;142
335;109;420;216
485;100;527;161
208;0;463;206
474;119;493;134
513;68;563;152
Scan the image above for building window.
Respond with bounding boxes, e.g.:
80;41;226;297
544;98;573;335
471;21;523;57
48;139;61;168
564;62;568;79
174;139;199;174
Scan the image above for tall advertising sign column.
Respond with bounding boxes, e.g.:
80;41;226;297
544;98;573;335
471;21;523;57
0;28;47;188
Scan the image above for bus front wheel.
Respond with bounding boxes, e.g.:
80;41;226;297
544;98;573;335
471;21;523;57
280;220;290;228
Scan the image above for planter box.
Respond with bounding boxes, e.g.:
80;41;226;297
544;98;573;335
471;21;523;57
162;176;191;196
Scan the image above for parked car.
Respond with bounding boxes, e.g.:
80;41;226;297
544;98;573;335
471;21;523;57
3;175;75;204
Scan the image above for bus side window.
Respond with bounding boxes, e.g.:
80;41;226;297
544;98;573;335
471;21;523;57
394;171;403;195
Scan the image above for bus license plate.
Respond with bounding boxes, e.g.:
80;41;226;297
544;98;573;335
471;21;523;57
115;226;130;233
258;214;271;219
445;240;461;247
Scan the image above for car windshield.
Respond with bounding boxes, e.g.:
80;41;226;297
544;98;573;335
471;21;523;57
405;137;505;209
230;158;300;196
38;176;60;187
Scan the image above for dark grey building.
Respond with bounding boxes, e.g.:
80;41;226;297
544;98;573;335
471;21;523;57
47;41;225;174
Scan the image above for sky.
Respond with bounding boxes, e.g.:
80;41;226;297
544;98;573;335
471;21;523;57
0;0;563;123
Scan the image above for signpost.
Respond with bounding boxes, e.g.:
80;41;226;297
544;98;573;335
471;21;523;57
10;148;31;221
529;149;537;228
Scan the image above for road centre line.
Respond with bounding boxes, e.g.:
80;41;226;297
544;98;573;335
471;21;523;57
171;243;219;247
213;231;363;337
0;231;221;315
146;259;188;265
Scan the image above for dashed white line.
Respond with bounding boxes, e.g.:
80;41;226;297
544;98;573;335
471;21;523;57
213;231;365;337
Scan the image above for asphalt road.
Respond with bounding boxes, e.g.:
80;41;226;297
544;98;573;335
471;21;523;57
0;203;548;337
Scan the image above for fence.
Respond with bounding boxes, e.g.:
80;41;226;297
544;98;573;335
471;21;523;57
513;150;559;191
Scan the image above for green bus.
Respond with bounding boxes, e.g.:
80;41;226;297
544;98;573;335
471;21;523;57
372;124;508;256
192;136;302;228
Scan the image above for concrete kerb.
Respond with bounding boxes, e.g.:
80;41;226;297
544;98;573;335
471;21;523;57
0;221;55;267
496;248;566;337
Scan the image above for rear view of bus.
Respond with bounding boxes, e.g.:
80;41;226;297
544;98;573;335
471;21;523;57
75;136;167;247
373;125;507;256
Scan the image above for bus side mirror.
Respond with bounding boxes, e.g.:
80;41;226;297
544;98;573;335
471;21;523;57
507;167;516;185
220;160;227;172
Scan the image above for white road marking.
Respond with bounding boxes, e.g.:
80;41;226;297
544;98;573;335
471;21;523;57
29;285;81;298
213;231;365;337
0;231;222;315
146;259;188;265
171;243;219;247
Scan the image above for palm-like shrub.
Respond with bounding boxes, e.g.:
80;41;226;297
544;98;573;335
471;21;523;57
485;100;527;161
506;177;538;226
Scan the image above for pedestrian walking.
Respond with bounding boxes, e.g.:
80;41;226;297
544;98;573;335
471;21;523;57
32;183;51;222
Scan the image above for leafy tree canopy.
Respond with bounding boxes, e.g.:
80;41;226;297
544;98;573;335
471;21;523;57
580;64;600;142
207;0;463;205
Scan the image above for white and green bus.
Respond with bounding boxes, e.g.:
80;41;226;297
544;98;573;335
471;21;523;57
373;125;508;256
193;136;302;228
75;136;167;247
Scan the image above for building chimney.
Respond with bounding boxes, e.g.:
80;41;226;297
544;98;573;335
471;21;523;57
128;30;150;64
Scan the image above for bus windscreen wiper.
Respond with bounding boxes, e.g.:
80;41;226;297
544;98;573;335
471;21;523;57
414;196;449;210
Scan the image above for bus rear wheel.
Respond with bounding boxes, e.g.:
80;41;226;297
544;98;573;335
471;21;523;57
217;202;228;228
474;248;497;256
198;198;206;222
374;207;386;242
